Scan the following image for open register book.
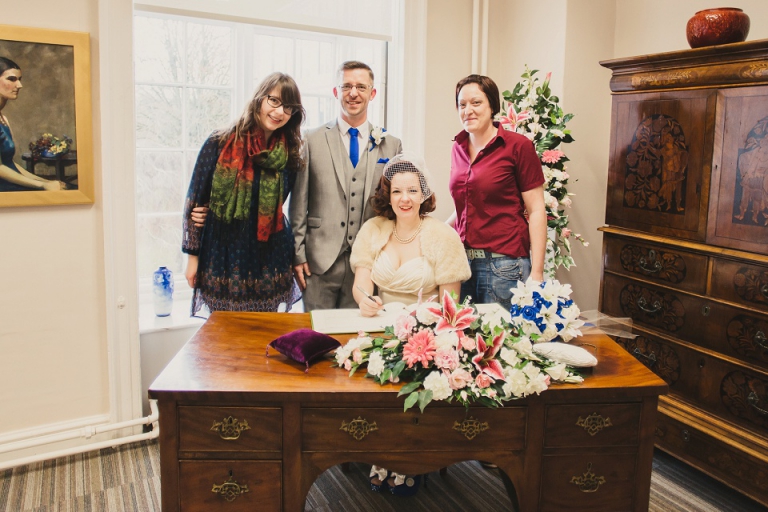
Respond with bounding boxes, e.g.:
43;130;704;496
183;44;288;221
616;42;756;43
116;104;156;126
309;302;507;334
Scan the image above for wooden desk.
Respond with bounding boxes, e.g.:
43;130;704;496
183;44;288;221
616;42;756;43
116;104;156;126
149;312;667;512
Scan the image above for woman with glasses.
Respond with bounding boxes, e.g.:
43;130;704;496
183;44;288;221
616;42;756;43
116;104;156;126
182;72;305;315
449;74;546;309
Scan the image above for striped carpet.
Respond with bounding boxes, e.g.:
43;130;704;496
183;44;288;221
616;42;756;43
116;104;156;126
1;440;765;511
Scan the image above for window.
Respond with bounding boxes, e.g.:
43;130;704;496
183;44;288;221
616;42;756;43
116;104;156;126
133;12;388;300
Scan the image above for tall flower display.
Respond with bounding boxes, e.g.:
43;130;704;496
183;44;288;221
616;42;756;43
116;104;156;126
498;67;588;277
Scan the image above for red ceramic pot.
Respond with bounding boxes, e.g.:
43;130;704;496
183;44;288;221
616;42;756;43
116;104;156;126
686;7;750;48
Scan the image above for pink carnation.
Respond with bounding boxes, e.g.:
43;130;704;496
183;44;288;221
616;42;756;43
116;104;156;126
561;228;572;238
402;329;437;368
541;149;565;164
434;348;460;371
475;373;493;389
394;314;417;340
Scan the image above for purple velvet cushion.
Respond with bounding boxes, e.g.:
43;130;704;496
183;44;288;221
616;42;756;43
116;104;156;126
266;328;340;372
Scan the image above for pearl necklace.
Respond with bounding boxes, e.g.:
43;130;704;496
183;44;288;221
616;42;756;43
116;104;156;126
392;217;424;244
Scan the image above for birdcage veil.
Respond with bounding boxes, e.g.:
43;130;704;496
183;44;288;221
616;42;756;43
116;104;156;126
382;153;433;200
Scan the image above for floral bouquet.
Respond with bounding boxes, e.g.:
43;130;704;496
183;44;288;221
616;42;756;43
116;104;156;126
335;286;585;413
498;67;588;277
29;133;72;158
509;279;584;342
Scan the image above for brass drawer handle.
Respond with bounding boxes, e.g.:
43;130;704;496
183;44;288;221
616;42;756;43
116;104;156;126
747;392;768;416
636;296;662;314
212;471;249;502
632;347;657;367
340;417;378;440
452;416;490;440
754;331;768;350
638;250;662;274
576;413;613;436
211;416;251;440
570;462;606;493
761;284;768;300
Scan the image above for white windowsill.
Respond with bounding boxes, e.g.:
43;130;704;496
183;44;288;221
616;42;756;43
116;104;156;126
138;290;206;335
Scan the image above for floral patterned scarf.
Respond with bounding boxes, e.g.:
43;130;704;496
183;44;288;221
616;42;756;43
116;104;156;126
210;130;288;241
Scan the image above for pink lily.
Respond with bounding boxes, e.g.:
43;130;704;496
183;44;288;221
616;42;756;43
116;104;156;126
498;102;531;127
426;291;479;335
472;331;505;380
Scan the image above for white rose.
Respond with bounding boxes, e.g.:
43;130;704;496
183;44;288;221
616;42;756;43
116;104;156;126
423;371;452;401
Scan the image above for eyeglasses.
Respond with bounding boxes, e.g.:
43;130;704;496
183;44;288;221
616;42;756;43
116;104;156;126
265;95;299;115
338;83;372;93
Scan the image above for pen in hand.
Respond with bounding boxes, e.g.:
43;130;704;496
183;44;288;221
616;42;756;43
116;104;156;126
356;285;379;304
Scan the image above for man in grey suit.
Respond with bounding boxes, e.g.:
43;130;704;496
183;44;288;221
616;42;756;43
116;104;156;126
290;61;403;310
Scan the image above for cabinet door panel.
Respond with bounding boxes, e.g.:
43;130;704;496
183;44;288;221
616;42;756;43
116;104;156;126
606;90;716;240
708;87;768;253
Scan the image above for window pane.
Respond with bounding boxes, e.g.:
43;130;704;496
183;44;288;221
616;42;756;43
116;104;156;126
136;214;184;278
186;88;232;148
134;16;183;84
136;85;183;148
135;151;185;214
186;23;233;86
253;35;295;87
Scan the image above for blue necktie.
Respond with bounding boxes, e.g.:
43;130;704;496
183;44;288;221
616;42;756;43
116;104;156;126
348;127;359;168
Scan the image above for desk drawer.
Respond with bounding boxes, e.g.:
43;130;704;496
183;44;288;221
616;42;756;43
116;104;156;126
711;258;768;312
179;460;281;512
302;407;526;451
544;404;641;448
539;453;636;511
603;235;708;294
178;406;281;453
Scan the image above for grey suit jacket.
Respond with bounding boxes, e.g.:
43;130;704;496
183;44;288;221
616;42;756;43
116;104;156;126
290;120;403;275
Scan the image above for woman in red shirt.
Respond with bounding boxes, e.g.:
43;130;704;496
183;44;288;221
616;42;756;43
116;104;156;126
448;74;547;308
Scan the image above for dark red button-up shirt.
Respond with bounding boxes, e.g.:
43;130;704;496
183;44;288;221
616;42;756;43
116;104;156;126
450;124;544;258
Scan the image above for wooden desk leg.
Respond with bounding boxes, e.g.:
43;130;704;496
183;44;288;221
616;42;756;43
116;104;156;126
56;161;65;182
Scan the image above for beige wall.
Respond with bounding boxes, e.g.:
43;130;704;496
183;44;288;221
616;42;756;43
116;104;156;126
0;1;110;441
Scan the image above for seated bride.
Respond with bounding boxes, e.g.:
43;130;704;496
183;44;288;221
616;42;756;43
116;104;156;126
350;153;470;316
349;153;471;495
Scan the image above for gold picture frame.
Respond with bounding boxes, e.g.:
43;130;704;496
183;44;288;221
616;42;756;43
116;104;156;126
0;24;94;207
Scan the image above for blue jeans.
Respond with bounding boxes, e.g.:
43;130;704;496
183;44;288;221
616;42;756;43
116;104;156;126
461;255;531;310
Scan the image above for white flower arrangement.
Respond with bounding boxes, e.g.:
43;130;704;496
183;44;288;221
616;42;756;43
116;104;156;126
498;67;588;278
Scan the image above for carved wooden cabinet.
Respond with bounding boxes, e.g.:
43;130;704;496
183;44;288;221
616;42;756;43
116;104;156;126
600;40;768;505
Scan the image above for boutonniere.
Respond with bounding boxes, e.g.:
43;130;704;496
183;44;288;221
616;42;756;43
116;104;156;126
369;126;387;151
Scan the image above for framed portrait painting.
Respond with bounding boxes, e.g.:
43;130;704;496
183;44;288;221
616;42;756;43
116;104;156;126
0;24;94;207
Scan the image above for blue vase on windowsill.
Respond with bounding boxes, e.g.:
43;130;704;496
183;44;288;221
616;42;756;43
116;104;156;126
153;266;174;317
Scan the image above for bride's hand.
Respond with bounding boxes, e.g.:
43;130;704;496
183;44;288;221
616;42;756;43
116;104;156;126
359;295;384;317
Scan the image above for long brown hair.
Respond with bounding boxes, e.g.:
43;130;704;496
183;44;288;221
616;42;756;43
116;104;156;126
217;72;305;171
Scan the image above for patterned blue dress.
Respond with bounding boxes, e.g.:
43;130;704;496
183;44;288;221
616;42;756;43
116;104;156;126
182;134;301;315
0;123;31;192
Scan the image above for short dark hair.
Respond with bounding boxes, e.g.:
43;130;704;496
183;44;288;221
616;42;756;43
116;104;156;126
455;74;501;117
0;57;21;76
337;61;374;84
369;174;437;220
